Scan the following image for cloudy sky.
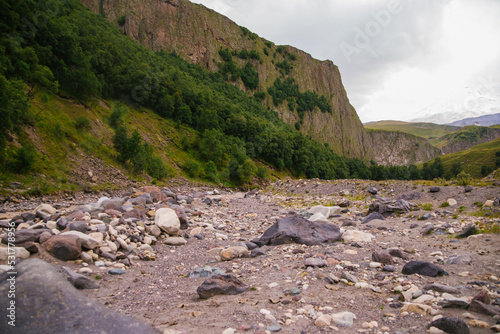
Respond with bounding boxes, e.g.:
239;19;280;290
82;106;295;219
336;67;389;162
191;0;500;123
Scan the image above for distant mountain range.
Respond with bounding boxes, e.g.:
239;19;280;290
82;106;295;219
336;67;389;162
447;113;500;127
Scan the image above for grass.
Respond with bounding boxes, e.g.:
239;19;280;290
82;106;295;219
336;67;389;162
364;120;460;139
421;203;433;211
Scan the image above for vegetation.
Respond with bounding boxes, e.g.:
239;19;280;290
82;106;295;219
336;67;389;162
364;121;460;142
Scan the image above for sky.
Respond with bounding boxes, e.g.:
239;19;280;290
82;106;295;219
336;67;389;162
190;0;500;123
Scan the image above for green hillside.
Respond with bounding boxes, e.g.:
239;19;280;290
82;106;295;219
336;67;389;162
364;120;460;142
420;137;500;179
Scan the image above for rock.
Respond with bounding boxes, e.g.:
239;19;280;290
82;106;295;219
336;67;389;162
62;267;99;289
304;257;327;267
163;237;187;246
308;212;329;224
342;230;374;243
220;246;250;261
69;221;89;233
468;320;490;328
0;259;157;333
1;229;51;245
147;225;162;238
445;254;472;265
155;208;180;236
447;198;457;206
308;205;342;218
423;283;460;295
402;303;432;315
341;271;358;283
456;225;476;238
35;204;57;215
362;212;385;224
0;246;30;261
197;275;249;299
372;251;393;265
315;314;331;326
43;234;82;261
484;200;495;207
188;266;225;278
56;217;68;230
250;248;265;257
402;261;445;277
252;214;341;246
61;231;101;250
388;248;409;259
367;187;378;195
330;311;356;327
427;316;470;334
430;186;441;193
468;300;500;316
472;290;490;304
438;293;469;308
368;198;414;216
109;268;126;275
464;185;474;193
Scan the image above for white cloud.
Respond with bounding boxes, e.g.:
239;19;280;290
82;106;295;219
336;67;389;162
192;0;500;123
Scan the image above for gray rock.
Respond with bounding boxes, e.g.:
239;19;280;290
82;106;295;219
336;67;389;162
188;266;225;278
109;269;126;275
0;259;158;334
445;254;472;265
456;225;476;238
250;248;266;258
464;185;474;193
304;257;327;267
331;311;356;327
1;229;51;245
368;198;415;216
423;283;460;295
62;267;99;289
367;187;378;195
372;251;393;265
266;325;282;332
468;300;500;316
438;294;469;308
402;261;445;277
341;271;358;283
427;316;470;334
252;214;341;246
69;221;89;233
197;275;249;299
362;212;385;224
429;186;441;193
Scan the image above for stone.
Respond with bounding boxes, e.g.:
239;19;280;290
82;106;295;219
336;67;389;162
445;254;472;265
362;212;385;224
250;248;265;258
367;187;378;195
456;225;476;238
1;228;51;245
0;246;30;261
372;251;393;265
484;200;494;207
109;268;126;275
447;198;457;206
402;261;445;277
438;293;469;308
122;208;147;221
43;234;82;261
427;316;470;334
252;214;342;246
69;221;89;233
308;205;342;218
62;267;99;289
468;300;500;316
330;311;356;327
388;248;409;259
163;237;187;246
402;303;432;315
430;186;441;193
472;290;490;304
36;204;57;215
315;314;331;326
464;185;473;193
155;208;180;236
0;259;157;333
341;271;358;283
468;320;489;328
147;225;162;238
304;257;327;267
197;275;249;299
368;198;414;216
423;283;460;295
308;212;329;224
61;231;101;250
220;246;250;261
188;266;225;278
342;230;374;243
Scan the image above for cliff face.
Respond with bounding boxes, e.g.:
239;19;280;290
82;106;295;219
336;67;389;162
438;127;500;155
365;130;439;166
79;0;432;165
79;0;370;158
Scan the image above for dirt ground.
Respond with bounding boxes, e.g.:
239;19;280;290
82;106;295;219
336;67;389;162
6;179;500;333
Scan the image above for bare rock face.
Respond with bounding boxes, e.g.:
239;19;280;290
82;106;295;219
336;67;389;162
252;214;342;246
197;275;249;299
0;259;158;334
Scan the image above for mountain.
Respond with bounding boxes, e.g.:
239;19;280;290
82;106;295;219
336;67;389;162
364;121;460;140
434;126;500;155
448;113;500;127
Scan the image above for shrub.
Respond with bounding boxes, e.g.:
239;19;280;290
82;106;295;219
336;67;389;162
74;116;92;132
256;167;268;179
117;15;126;26
8;145;37;174
481;164;494;177
204;161;219;183
422;203;433;211
146;155;168;180
183;160;201;178
180;136;191;151
456;171;472;186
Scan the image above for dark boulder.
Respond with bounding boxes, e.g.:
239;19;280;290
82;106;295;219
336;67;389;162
1;229;51;245
43;235;82;261
427;316;469;334
197;275;249;299
402;260;445;277
362;212;385;224
0;259;159;334
251;214;341;246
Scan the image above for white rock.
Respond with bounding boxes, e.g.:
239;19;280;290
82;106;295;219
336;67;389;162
0;246;30;261
342;230;374;242
222;329;235;334
308;205;342;218
330;311;356;327
164;237;187;246
309;212;329;224
116;237;129;250
107;241;118;252
46;221;58;230
155;208;180;236
35;204;56;215
88;232;104;244
315;314;331;326
61;231;101;249
447;198;457;206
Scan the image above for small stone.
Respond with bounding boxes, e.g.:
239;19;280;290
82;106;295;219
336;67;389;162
108;269;126;275
163;237;187;246
372;251;393;265
197;275;249;299
304;257;327;267
468;319;489;328
341;271;358;283
330;311;356;327
446;254;472;265
315;314;331;326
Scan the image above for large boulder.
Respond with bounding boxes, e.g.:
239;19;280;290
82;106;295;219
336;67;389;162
0;259;158;333
155;208;180;236
252;214;342;246
368;198;416;217
402;261;445;277
197;274;249;299
60;231;101;250
43;235;82;261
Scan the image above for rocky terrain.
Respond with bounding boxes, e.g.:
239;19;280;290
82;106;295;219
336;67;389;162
1;179;500;334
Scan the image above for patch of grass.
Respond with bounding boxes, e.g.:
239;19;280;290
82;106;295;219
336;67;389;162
440;202;450;208
421;203;433;211
475;221;500;234
458;206;466;213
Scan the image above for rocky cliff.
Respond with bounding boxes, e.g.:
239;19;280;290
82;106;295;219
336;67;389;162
365;130;439;166
79;0;432;165
438;126;500;155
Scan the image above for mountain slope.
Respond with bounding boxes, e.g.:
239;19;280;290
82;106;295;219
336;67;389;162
448;113;500;127
364;121;460;140
79;0;369;158
435;126;500;155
